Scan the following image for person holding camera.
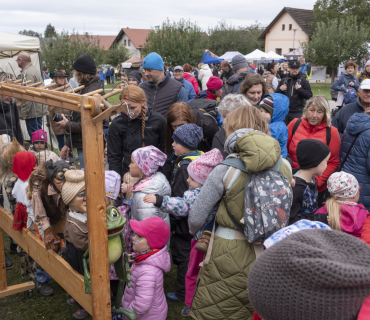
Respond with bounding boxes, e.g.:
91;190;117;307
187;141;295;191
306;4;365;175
276;60;313;125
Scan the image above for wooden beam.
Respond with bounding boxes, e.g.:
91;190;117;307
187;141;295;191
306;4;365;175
66;85;85;93
0;282;35;299
83;89;104;96
53;84;71;92
0;207;93;315
102;89;122;100
28;81;43;88
92;102;128;125
0;228;6;291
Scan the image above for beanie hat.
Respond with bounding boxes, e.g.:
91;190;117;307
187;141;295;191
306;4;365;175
206;76;223;91
12;151;36;181
128;71;142;85
248;229;370;320
130;217;170;250
132;146;167;177
32;129;47;144
72;54;97;75
105;170;121;200
46;159;71;192
172;123;203;151
366;60;370;67
187;149;223;185
327;171;360;199
231;54;248;71
296;139;330;169
259;95;274;118
61;170;85;205
142;52;164;71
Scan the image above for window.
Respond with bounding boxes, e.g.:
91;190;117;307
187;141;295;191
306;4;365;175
124;40;127;46
289;24;292;30
276;48;282;55
128;40;131;46
282;24;285;31
289;48;294;52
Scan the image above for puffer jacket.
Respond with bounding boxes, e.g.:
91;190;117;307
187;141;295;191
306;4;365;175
222;71;250;99
189;129;292;320
184;72;199;95
287;117;341;192
198;64;212;91
340;113;370;210
331;72;360;93
122;246;171;320
267;93;289;158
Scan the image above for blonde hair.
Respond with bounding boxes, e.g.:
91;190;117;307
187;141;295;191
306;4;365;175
198;62;204;69
325;197;343;231
303;95;331;126
123;172;138;200
225;105;271;137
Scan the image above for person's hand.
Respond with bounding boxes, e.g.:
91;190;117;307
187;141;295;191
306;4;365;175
365;108;370;115
54;114;68;129
280;84;287;91
295;83;302;90
346;89;349;93
20;116;26;120
143;194;156;204
60;145;70;160
43;228;56;251
291;176;296;188
349;81;354;86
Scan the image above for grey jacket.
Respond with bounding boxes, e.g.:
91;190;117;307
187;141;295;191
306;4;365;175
17;63;48;119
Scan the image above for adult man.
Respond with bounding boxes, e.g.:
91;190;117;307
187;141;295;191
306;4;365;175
16;52;48;137
139;52;187;117
276;60;313;124
222;54;250;99
299;56;312;81
105;67;112;84
332;79;370;137
173;66;196;102
220;61;233;83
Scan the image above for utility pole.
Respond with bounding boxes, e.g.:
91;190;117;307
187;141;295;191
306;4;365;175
293;29;298;51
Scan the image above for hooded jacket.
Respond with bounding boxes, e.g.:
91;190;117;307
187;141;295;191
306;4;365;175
122;246;171;320
220;67;233;83
222;70;250;99
178;77;196;102
266;93;289;158
340;113;370;210
183;72;199;95
198;64;212;91
331;72;360;93
0;100;24;145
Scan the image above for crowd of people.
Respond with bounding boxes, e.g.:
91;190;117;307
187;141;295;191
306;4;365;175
1;50;370;320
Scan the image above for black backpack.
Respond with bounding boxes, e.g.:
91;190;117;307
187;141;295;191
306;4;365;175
292;118;331;145
188;99;219;125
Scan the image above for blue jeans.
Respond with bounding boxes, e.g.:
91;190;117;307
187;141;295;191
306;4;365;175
100;80;105;90
35;269;52;284
77;148;84;169
26;117;43;138
56;134;69;150
111;75;114;84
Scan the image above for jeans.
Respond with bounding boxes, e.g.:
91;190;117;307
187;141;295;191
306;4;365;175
77;148;84;169
111;75;114;84
100;80;105;90
107;77;111;84
26;117;43;138
56;134;69;150
35;269;52;284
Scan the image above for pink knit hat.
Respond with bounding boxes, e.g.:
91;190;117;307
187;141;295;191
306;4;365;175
187;149;223;184
132;145;167;177
32;129;48;144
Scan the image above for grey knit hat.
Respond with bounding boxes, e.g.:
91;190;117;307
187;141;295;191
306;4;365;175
248;229;370;320
231;54;248;71
172;123;203;150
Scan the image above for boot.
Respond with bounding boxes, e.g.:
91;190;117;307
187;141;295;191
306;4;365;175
9;238;17;254
5;253;14;269
195;231;212;253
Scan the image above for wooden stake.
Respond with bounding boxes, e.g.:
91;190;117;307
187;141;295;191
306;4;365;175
20;80;32;85
43;82;58;89
0;228;6;291
53;84;71;92
28;81;43;88
66;85;85;93
40;92;79;105
102;89;122;100
83;89;104;96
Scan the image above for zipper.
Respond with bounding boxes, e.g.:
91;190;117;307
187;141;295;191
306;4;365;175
152;86;158;110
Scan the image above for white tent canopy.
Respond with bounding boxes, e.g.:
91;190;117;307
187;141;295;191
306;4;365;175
218;51;243;62
264;51;285;60
244;49;267;61
0;31;40;59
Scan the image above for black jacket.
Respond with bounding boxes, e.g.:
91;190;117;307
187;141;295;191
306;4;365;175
222;71;250;99
64;76;103;149
0;100;24;145
107;109;166;178
276;72;313;113
212;129;227;159
221;68;233;83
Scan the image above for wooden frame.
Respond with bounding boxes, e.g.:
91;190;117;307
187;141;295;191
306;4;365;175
0;81;122;318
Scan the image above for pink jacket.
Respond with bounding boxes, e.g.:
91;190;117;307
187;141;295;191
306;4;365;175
122;246;171;320
315;203;369;238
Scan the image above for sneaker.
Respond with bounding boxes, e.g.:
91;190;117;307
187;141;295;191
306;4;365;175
195;231;212;253
73;308;89;320
37;282;54;296
5;253;14;269
9;240;17;254
166;292;181;302
67;297;77;306
181;305;191;317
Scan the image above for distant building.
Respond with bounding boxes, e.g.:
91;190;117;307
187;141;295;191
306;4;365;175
259;7;317;56
70;34;116;51
110;28;152;58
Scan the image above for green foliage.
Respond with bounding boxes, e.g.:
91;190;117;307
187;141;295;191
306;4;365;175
107;44;131;67
142;18;204;66
44;24;57;38
19;30;41;37
207;20;265;56
41;30;106;73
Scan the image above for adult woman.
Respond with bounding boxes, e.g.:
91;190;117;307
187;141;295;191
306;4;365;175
262;62;279;94
188;106;292;320
107;85;166;178
357;60;370;86
127;71;142;86
198;63;212;91
239;73;268;107
212;94;249;158
279;62;289;79
183;63;199;95
287;95;340;205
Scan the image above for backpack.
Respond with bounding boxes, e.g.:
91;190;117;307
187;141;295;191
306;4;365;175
292;118;331;146
344;87;357;104
221;154;292;244
188;99;219;122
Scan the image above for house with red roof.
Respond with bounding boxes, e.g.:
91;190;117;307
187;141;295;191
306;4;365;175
110;28;152;58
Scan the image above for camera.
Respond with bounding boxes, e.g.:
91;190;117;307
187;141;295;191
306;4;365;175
52;113;70;122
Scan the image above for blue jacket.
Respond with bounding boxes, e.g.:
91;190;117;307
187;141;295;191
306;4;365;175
105;69;112;77
248;67;256;74
266;93;289;158
340;112;370;210
180;78;196;102
331;72;360;92
98;71;106;81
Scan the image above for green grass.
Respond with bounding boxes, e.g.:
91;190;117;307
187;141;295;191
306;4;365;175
310;83;332;100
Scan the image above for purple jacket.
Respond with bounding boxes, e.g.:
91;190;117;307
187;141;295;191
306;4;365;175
122;246;171;320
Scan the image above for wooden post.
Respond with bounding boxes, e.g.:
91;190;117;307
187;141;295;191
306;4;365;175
81;94;111;319
0;228;6;291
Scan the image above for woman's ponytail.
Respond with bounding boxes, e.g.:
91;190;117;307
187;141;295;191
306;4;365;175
325;197;342;231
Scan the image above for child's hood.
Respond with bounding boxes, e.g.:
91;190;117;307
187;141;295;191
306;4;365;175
267;93;289;123
134;172;171;196
340;204;368;236
135;246;171;272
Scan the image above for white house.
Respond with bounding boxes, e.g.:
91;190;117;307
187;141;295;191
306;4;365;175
111;28;152;58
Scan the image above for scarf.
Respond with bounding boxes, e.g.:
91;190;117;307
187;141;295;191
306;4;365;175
131;249;158;263
13;202;27;231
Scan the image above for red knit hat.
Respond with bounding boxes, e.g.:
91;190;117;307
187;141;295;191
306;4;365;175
130;217;170;250
206;76;223;91
12;151;36;181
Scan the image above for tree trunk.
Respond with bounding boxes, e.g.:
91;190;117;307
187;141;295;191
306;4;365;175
331;68;337;84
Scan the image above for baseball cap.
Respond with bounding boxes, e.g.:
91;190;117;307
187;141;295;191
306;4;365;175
289;60;301;68
174;66;183;71
360;79;370;90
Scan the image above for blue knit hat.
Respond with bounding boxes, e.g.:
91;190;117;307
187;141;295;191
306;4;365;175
142;52;164;71
172;124;203;151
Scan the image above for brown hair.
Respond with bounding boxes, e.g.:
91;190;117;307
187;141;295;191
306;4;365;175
183;63;193;72
239;74;268;98
74;71;96;84
345;61;356;70
225;105;271;137
120;85;147;147
165;102;196;154
123;172;139;200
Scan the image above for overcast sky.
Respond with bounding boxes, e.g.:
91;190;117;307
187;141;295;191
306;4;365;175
2;0;316;36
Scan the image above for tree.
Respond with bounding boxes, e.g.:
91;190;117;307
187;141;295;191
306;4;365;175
44;24;57;38
302;16;370;82
107;44;131;67
207;20;265;56
19;30;41;37
142;19;204;66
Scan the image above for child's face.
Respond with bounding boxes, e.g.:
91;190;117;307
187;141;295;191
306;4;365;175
314;153;330;177
33;142;46;152
129;156;142;178
121;177;130;194
187;176;203;190
172;140;193;156
346;66;355;75
260;108;272;123
132;233;150;252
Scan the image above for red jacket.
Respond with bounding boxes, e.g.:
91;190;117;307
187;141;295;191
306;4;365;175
287;117;340;192
183;72;199;95
361;213;370;246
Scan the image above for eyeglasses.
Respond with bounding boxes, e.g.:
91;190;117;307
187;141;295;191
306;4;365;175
15;58;22;62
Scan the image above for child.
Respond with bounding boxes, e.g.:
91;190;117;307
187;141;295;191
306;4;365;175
290;139;331;225
315;172;368;237
144;149;224;317
30;129;58;165
121;217;171;320
259;93;289;158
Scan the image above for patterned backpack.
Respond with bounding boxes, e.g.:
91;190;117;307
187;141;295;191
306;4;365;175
222;154;292;244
